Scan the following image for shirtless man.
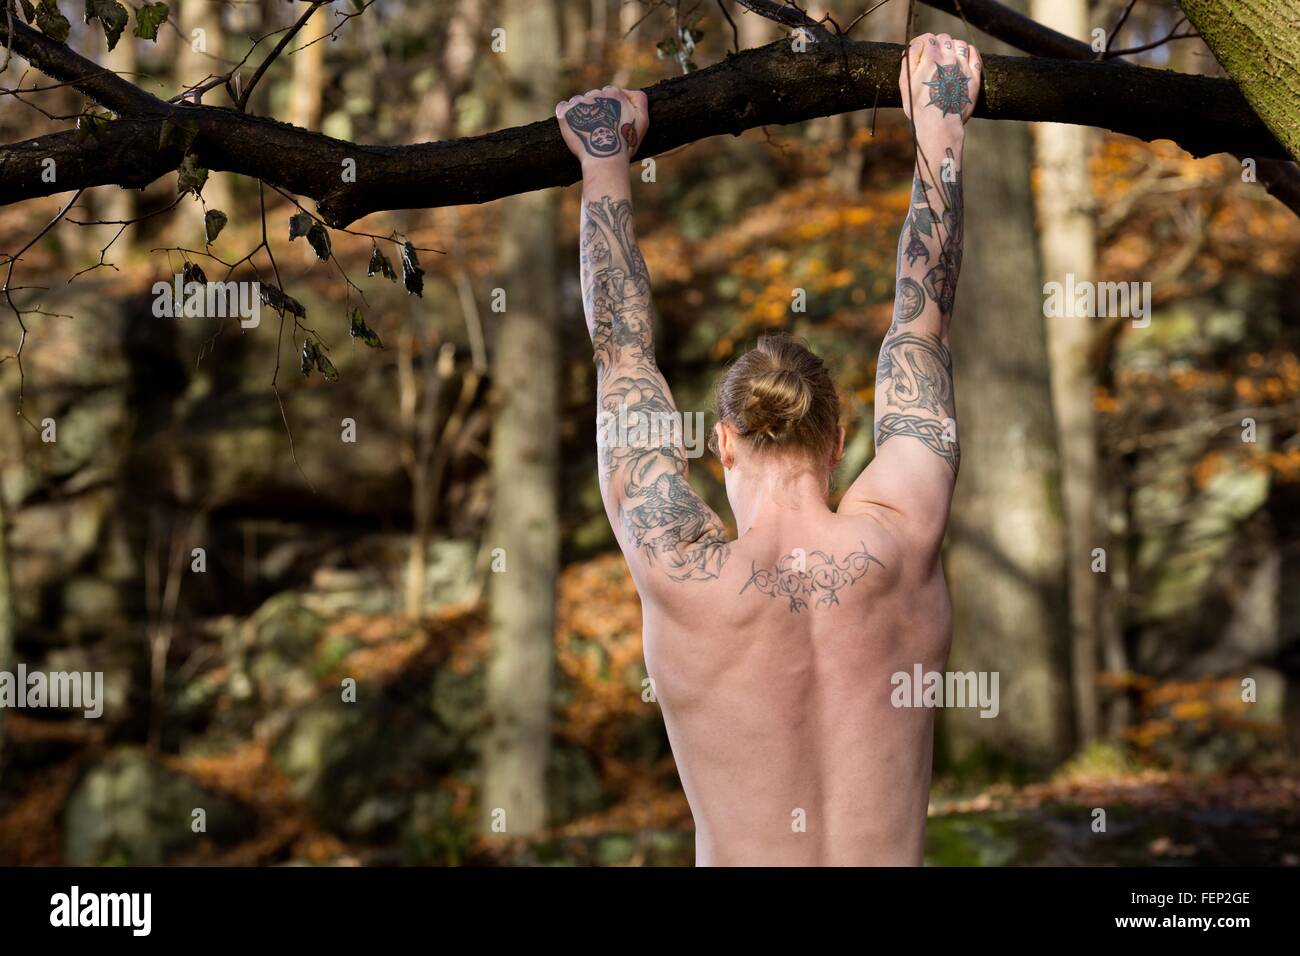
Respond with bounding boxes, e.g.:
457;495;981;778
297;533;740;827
555;33;981;866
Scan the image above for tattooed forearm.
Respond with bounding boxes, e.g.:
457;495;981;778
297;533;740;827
740;544;885;613
896;148;963;326
902;177;933;269
893;277;925;323
581;195;654;373
921;148;964;320
876;143;964;473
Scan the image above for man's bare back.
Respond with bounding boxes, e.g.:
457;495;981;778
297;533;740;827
557;33;981;865
639;506;951;865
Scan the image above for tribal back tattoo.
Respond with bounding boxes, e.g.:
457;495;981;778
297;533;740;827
741;544;885;614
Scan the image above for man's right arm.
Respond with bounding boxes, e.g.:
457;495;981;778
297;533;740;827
556;86;731;587
841;34;981;541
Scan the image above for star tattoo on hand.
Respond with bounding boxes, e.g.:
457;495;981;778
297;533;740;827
924;63;972;117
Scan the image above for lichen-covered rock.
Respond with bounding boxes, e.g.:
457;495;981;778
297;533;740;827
271;690;458;839
63;748;253;865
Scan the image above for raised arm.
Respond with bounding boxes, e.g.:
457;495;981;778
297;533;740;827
841;35;981;542
556;87;730;586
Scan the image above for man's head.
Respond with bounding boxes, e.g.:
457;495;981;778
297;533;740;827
711;334;845;504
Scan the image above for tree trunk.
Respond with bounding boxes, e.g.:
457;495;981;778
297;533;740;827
289;6;329;131
61;30;138;263
1030;0;1107;745
925;1;1075;771
738;1;776;48
480;0;562;836
414;0;482;142
174;0;231;239
0;489;13;778
1179;0;1300;163
614;0;644;87
829;0;909;192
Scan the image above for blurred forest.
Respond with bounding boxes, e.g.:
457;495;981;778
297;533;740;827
1;0;1298;866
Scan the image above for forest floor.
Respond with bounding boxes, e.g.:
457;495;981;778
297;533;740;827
471;768;1300;867
4;714;1296;866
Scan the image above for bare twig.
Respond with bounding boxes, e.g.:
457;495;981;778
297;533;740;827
236;1;327;112
0;189;86;424
1102;0;1140;59
716;0;741;52
734;0;836;41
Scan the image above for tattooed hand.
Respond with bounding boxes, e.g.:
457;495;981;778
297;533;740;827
899;33;981;142
556;85;649;166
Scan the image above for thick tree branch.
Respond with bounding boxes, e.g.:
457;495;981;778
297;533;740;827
921;0;1096;59
1;20;161;116
0;17;1289;227
919;0;1300;216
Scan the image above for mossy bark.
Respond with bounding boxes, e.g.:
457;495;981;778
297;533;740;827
1180;0;1300;163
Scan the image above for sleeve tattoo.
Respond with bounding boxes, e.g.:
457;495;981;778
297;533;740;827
875;144;965;475
581;195;731;582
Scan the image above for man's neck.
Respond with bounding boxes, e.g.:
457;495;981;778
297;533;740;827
731;465;832;537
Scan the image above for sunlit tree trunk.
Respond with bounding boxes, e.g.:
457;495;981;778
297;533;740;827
97;33;138;244
289;6;329;131
416;0;483;143
480;0;562;836
614;0;644;86
924;2;1075;771
1030;0;1108;745
737;1;773;49
175;0;232;239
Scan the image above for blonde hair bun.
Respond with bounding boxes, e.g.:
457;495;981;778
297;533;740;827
713;333;840;459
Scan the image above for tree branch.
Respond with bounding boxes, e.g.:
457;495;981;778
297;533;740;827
0;17;1290;227
919;0;1096;59
917;0;1300;216
236;0;326;111
1;19;162;116
734;0;836;41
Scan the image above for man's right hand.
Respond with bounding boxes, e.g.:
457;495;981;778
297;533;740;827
556;86;649;168
899;34;981;142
